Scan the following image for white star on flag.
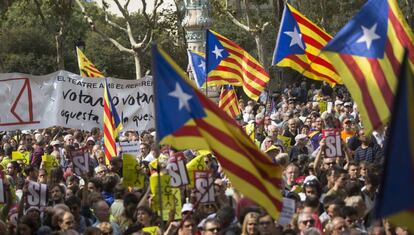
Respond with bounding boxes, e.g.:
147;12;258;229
284;27;305;50
198;61;206;71
356;23;381;49
212;45;224;59
168;82;192;111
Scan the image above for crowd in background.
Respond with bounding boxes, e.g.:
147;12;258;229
0;80;408;235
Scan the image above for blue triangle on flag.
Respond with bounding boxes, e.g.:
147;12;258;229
273;5;306;65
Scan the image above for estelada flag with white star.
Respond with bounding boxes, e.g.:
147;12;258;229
206;30;270;101
152;44;284;219
272;4;342;86
322;0;414;134
187;50;206;88
76;47;104;78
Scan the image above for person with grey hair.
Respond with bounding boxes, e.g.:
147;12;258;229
297;212;316;235
303;227;321;235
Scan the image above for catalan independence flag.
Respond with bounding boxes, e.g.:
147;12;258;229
76;47;104;78
206;30;270;101
322;0;414;133
219;85;240;119
375;53;414;233
187;50;207;88
152;44;283;219
103;78;123;161
273;4;342;86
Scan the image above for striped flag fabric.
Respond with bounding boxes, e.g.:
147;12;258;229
273;4;342;86
103;78;123;161
206;30;270;101
187;50;207;88
76;47;104;78
152;44;283;219
219;85;241;118
375;53;414;233
322;0;414;133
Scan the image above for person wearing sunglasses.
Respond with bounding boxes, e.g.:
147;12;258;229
298;212;316;235
202;218;221;235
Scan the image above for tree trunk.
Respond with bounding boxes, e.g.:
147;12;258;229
254;33;268;69
408;0;414;29
55;29;65;70
134;51;142;80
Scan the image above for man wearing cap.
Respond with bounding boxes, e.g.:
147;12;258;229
339;102;354;122
341;118;355;143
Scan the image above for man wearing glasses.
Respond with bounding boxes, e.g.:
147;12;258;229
258;213;281;235
202;218;221;235
297;212;316;235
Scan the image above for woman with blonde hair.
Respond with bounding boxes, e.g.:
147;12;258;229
241;212;259;235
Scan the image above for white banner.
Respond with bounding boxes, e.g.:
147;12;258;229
0;71;154;132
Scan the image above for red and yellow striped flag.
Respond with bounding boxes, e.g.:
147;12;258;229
322;0;414;133
273;4;342;86
206;30;270;101
152;44;283;219
219;85;241;119
76;47;104;78
103;78;123;161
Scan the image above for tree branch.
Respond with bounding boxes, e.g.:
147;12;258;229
104;12;128;33
33;0;52;31
225;11;250;32
75;0;134;54
112;0;131;22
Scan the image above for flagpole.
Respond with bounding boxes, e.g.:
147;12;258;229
151;43;164;232
205;29;209;97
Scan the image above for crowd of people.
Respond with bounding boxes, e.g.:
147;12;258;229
0;81;409;235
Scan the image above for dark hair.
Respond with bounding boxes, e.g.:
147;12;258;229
84;227;102;235
49;184;66;195
303;179;322;197
365;173;380;188
88;177;103;191
90;127;100;136
124;223;144;235
340;206;358;218
123;193;139;207
202;218;220;231
48;167;64;185
101;175;118;193
65;195;82;208
17;215;39;235
114;183;127;199
23;165;36;176
303;196;320;209
216;206;235;227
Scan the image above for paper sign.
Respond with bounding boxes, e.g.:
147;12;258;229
194;171;215;204
26;181;47;208
150;173;182;221
278;135;292;148
41;154;59;172
278;198;296;226
0;172;5;204
12;151;30;165
186;154;207;188
327;102;333;113
323;129;342;158
319;101;327;113
119;141;140;157
71;149;89;175
142;226;160;235
122;153;145;189
167;152;189;187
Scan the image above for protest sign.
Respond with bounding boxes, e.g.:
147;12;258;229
122;153;145;189
119;141;140;156
142;227;161;235
41;154;59;172
167;152;189;188
323;129;342;157
278;198;296;226
71;149;89;175
319;101;327;113
0;171;5;204
194;171;215;204
26;181;47;208
278;135;292;148
0;71;154;132
12;151;30;165
186;154;207;189
150;173;182;221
